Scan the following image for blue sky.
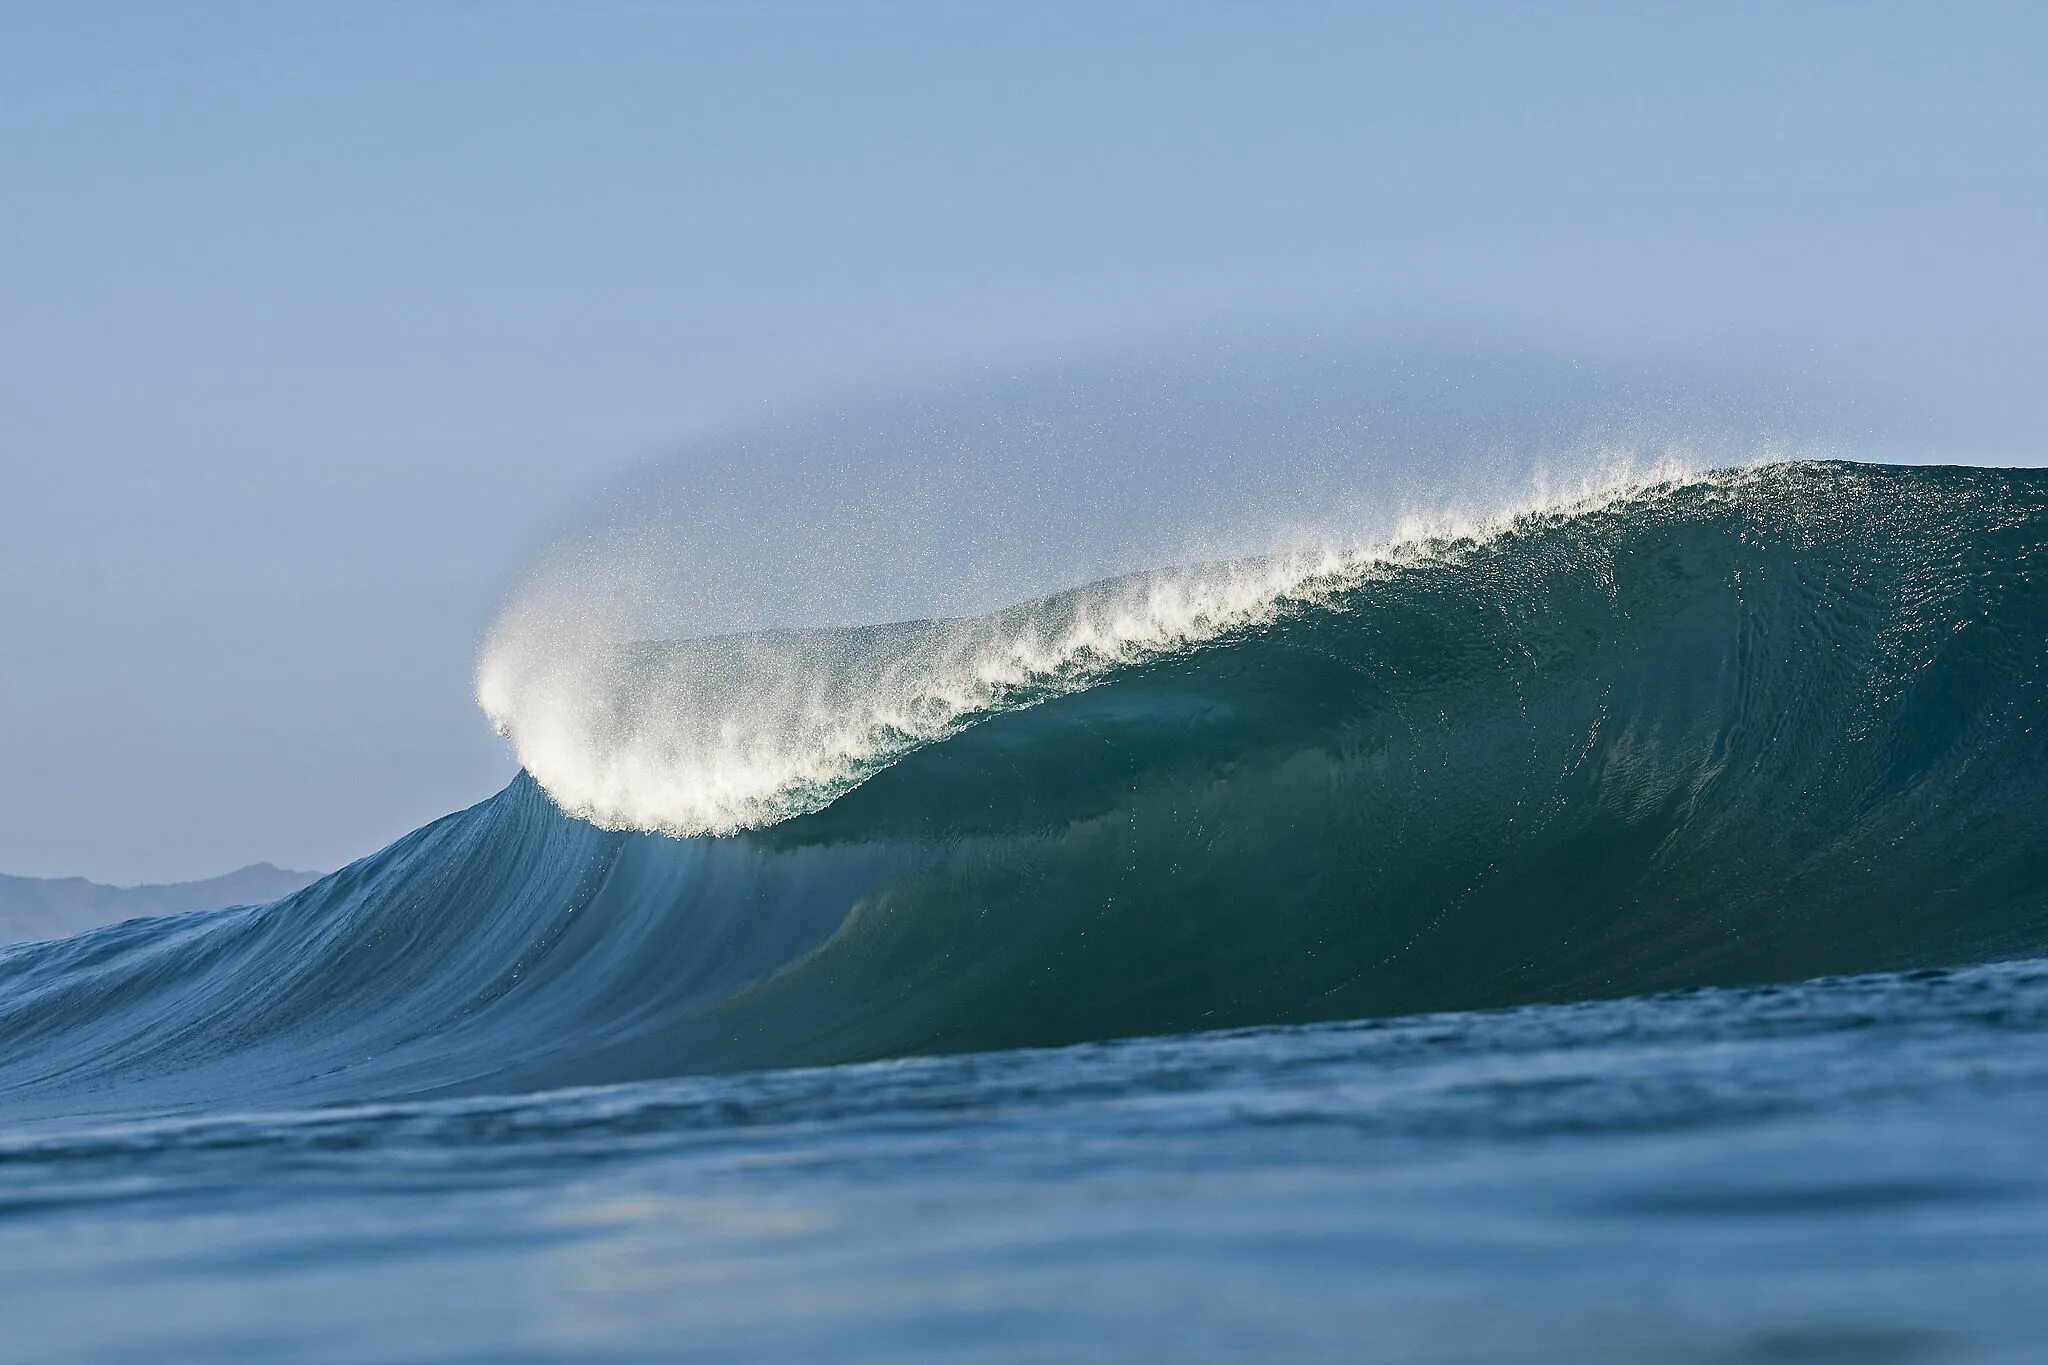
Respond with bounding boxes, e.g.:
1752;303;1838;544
3;3;2044;881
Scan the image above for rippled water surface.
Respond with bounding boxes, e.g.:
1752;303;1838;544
9;958;2048;1363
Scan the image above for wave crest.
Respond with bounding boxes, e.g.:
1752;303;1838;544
477;458;1715;836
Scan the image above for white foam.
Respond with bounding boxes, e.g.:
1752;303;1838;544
477;455;1752;837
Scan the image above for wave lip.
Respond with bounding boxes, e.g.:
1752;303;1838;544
5;460;2046;1120
477;458;1719;838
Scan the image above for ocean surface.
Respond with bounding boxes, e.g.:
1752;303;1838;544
3;461;2044;1361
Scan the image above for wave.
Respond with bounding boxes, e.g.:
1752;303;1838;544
2;461;2045;1119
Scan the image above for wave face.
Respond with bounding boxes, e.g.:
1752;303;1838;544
3;462;2045;1119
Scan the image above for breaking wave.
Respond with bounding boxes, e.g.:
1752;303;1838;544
2;461;2044;1120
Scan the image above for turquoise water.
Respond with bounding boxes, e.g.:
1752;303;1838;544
2;461;2044;1359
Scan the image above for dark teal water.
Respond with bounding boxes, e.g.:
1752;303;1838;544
1;462;2044;1360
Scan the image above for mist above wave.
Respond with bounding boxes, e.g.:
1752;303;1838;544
477;334;1825;836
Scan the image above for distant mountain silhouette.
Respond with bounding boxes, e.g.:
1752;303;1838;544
0;863;321;947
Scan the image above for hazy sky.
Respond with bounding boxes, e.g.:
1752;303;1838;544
3;3;2044;882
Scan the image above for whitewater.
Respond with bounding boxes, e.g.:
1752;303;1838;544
477;457;1711;840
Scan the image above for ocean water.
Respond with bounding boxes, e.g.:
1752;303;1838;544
3;461;2045;1360
8;961;2048;1362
